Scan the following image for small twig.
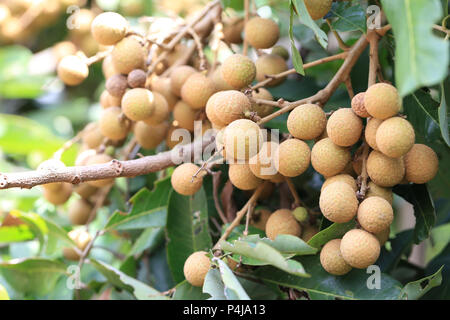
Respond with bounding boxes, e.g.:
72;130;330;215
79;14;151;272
326;19;350;51
367;29;380;87
356;143;370;201
284;177;301;207
243;0;250;56
243;201;255;236
53;132;83;161
187;27;207;71
85;47;114;66
344;77;354;99
212;171;228;224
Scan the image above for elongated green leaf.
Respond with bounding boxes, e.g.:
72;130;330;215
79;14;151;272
89;259;168;300
330;2;366;33
308;220;356;249
423;243;450;299
439;79;450;146
289;3;305;75
216;259;250;300
381;0;449;96
399;266;443;300
41;217;75;247
376;229;413;273
128;227;164;257
0;225;34;243
292;0;328;48
245;234;317;255
173;280;209;300
203;269;227;300
9;210;48;254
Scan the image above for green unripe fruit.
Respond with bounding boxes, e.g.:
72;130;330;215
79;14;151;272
292;207;308;223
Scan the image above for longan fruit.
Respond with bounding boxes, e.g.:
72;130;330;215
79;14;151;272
127;69;147;88
374;227;390;246
173;100;198;132
221;54;256;89
52;41;78;63
357;196;393;234
250;208;271;230
249;88;274;118
265;209;302;240
311;138;351;177
63;229;92;261
91;12;128;46
326;108;363;147
223;119;262;161
57;55;89;86
319;181;358;223
404;144;438;184
223;16;244;44
340;229;380;269
112;36;146;74
364;83;401;119
275;138;311;177
255;54;288;87
320;239;352;276
100;90;121;108
150;76;178;110
249;141;283;181
229;164;263;190
271;45;289;60
366;150;405;187
171;163;204;196
68;198;92;225
121;88;155;121
366;182;393;204
143;92;169;125
292;207;308;223
170;65;197;97
181;73;216;109
166;125;185;149
82;122;104;149
99;106;131;141
304;0;333;20
105;74;128;98
365;118;383;151
376;117;415;158
321;174;357;192
85;154;115;188
134;121;169;149
301;224;319;242
244;17;279;49
210;66;234;91
183;251;210;287
74;183;98;200
102;54;118;79
351;92;369;118
206;90;248;126
287;104;327;140
43;183;72;205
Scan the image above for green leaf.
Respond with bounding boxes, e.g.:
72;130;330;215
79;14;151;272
0;225;34;243
423;243;450;299
220;0;244;11
128;227;165;257
399;266;443;300
394;184;436;244
173;280;209;300
307;220;356;249
376;229;413;273
289;3;305;75
9;210;48;254
330;2;366;33
292;0;328;49
89;259;168;300
216;258;250;300
0;258;66;296
439;79;450;146
381;0;449;96
166;187;212;283
203;269;227;300
245;234;317;256
41;217;75;247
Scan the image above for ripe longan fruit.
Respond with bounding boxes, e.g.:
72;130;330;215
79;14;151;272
210;66;234;91
275;138;311;177
357;196;393;234
351;92;370;118
134;121;169;149
340;229;380;269
304;0;332;20
99;106;131;141
404;144;438;184
85;154;115;188
112;36;146;74
127;69;147;88
205;90;248;127
121;88;155;121
301;224;319;242
374;227;390;246
91;12;128;46
321;174;357;192
287;104;327;140
376;117;415;158
364;83;401;119
223;119;262;161
82;122;104;149
366;150;405;187
319;181;358;223
170;65;197;97
105;74;128;98
250;208;271;230
102;54;118;80
171;163;204;196
180;73;216;110
223;16;244;44
68;198;92;225
221;54;256;89
183;251;210;287
320;239;352;276
229;164;262;190
249;141;283;181
57;55;89;86
271;45;289;60
166;125;186;149
249;88;274;118
173;100;198;132
63;229;92;261
366;181;393;204
74;183;98;200
364;118;383;151
143;92;169;125
43;183;72;205
244;17;279;49
100;90;121;108
326;108;363;147
150;76;178;110
265;209;302;240
311;138;351;177
255;54;288;87
52;41;78;63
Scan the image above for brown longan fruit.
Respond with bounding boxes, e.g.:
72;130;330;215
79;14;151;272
112;36;146;74
205;90;248;126
340;229;380;269
99;106;131;141
171;163;204;196
249;88;274;118
271;45;289;60
134;121;169;149
68;198;92;225
275;138;311;177
365;118;383;151
173;100;198;132
366;150;405;187
143;92;169;125
210;66;234;91
43;183;72;205
351;92;370;118
69;8;94;36
121;88;155;121
85;154;115;188
100;90;121;108
166;125;185;149
250;208;272;230
404;144;438;184
366;182;393;204
376;117;415;158
57;55;89;86
170;65;197;97
223;119;262;161
102;54;118;79
374;227;390;246
255;54;288;87
357;196;393;234
74;183;98;200
127;69;147;88
181;73;216;109
265;209;302;240
320;239;352;276
311;138;351;177
229;164;262;190
183;251;210;287
304;0;333;20
326;108;363;147
319;181;358;223
301;224;319;242
91;12;128;46
249;141;283;181
106;74;128;98
244;17;279;49
223;16;244;44
321;174;357;192
52;41;78;63
287;104;327;140
150;76;178;110
221;54;256;89
82;122;104;149
364;83;401;119
63;229;92;261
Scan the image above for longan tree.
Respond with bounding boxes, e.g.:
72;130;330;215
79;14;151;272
0;0;449;301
